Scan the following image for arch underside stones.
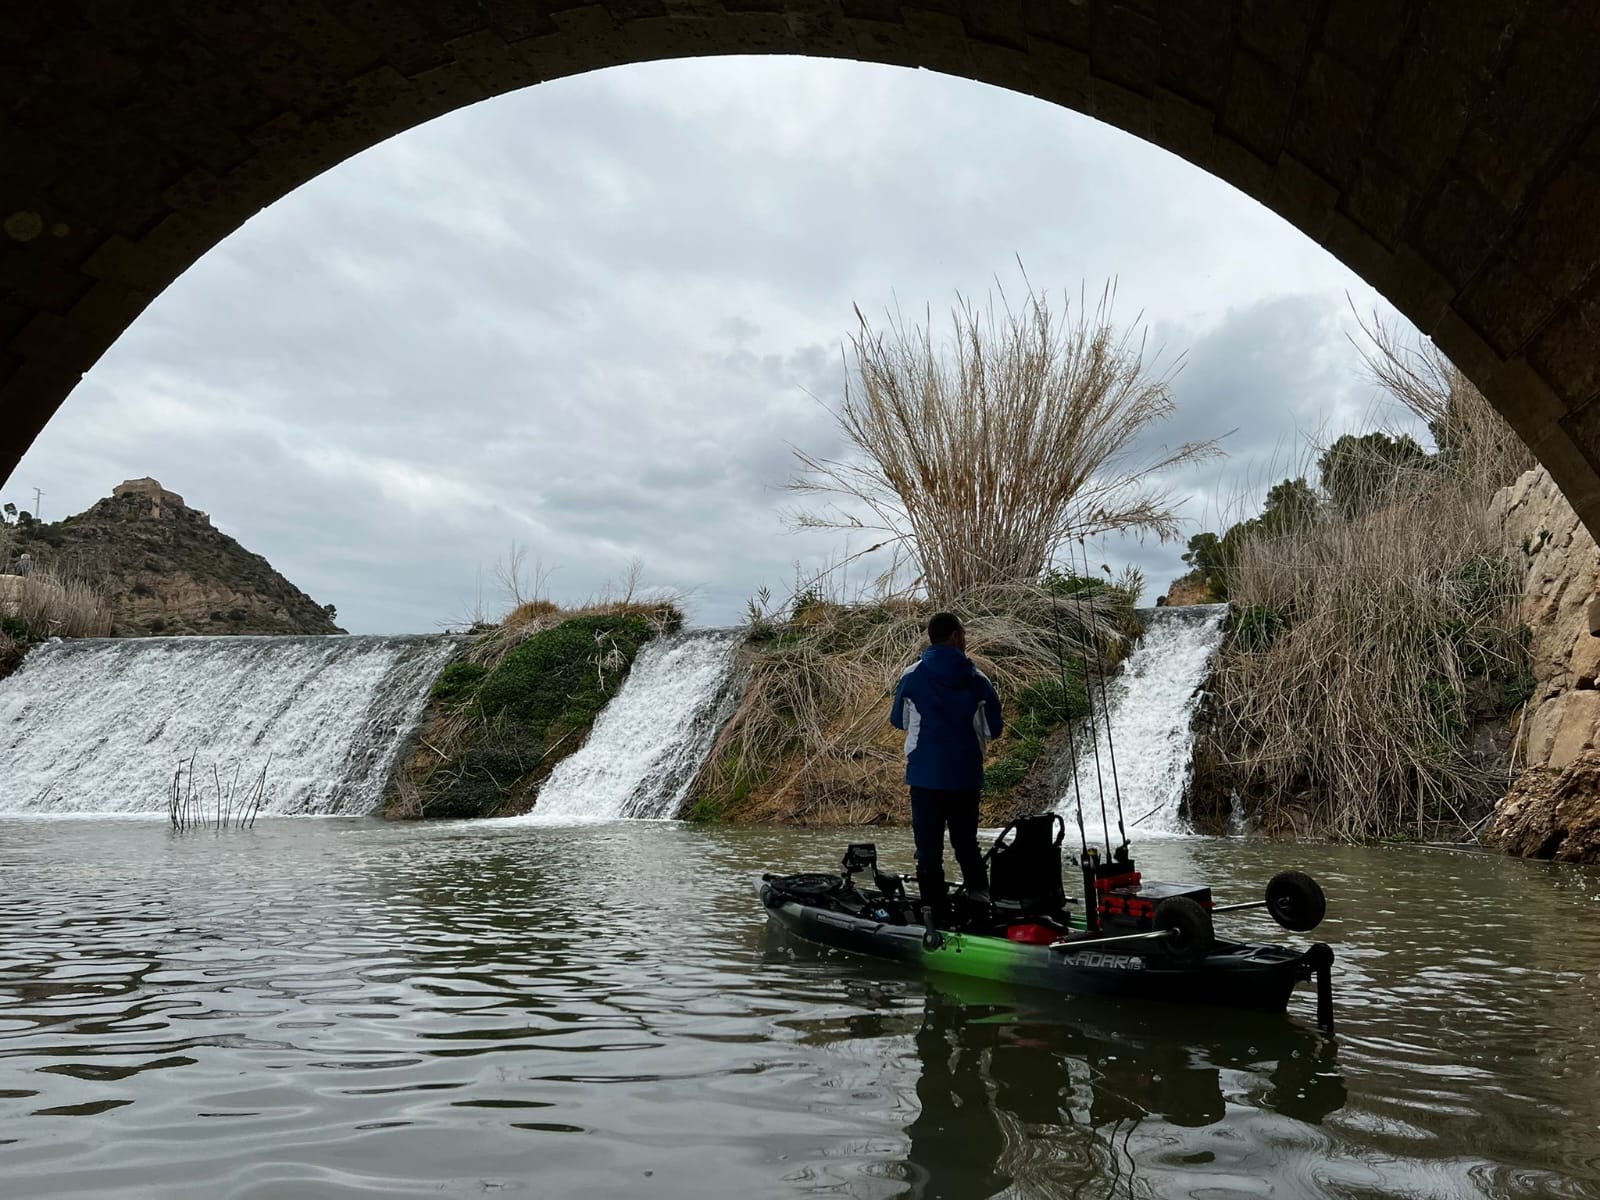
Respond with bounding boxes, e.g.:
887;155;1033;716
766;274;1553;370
4;2;1600;531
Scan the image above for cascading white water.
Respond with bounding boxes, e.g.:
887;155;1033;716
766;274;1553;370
519;629;745;822
0;635;465;816
1057;604;1227;838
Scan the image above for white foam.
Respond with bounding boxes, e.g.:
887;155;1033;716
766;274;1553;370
512;629;744;823
1056;605;1227;838
0;635;464;815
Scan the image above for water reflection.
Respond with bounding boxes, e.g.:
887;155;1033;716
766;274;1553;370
890;980;1344;1199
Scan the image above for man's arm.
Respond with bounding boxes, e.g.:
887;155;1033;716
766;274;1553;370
890;672;908;730
981;673;1003;739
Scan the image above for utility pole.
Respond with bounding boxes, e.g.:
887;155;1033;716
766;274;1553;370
31;487;43;522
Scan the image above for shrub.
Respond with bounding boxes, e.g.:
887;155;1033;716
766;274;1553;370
1210;479;1526;841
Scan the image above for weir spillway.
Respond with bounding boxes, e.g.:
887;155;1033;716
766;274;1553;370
0;635;465;815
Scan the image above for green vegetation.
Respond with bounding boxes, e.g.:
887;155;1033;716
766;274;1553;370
391;603;680;820
982;669;1089;793
0;512;112;678
430;661;489;704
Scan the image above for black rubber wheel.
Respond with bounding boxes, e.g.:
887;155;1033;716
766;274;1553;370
766;872;845;908
1266;871;1326;932
1153;897;1214;963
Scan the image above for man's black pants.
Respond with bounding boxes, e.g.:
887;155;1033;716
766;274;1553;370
910;786;988;895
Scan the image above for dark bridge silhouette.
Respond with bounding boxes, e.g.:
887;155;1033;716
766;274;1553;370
5;2;1600;531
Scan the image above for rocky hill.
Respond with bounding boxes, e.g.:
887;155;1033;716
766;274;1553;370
6;478;343;637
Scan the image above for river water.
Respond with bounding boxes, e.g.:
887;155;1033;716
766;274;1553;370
1;819;1597;1199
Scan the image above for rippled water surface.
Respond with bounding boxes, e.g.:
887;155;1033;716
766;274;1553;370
2;820;1597;1199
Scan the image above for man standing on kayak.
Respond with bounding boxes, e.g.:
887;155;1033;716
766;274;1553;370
890;612;1004;914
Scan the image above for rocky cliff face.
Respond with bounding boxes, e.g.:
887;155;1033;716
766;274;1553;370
1486;467;1600;862
8;478;343;637
1489;467;1600;770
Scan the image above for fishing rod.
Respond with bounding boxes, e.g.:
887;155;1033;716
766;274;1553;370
1048;583;1092;866
1062;541;1113;860
1077;534;1129;856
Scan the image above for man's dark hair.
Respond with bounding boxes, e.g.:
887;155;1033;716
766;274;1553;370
927;612;962;644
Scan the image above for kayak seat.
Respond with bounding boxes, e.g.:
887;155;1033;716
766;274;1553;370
988;814;1067;918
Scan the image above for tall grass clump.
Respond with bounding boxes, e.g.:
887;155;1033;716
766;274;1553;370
1203;326;1532;841
0;564;112;678
790;282;1217;600
8;569;112;639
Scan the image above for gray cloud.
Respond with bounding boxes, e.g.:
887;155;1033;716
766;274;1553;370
13;57;1412;630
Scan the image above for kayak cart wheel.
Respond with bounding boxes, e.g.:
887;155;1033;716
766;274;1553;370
1152;896;1214;963
764;872;845;909
1265;871;1326;932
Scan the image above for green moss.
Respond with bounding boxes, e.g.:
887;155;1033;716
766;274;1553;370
1498;669;1537;712
411;613;665;820
686;749;760;823
431;661;489;704
474;613;653;732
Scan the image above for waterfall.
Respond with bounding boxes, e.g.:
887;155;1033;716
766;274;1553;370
1057;604;1227;838
0;635;465;816
520;629;745;822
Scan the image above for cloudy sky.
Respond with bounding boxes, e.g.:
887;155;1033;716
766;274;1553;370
9;56;1415;633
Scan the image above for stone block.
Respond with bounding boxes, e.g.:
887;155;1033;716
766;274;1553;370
1527;292;1600;413
1372;52;1473;187
1286;51;1379;183
1152;1;1231;108
1090;3;1159;94
1237;0;1312;75
1568;626;1600;687
1457;253;1558;358
1218;49;1294;161
1548;689;1600;769
1410;174;1508;290
1507;159;1600;305
1319;0;1408;70
1343;156;1414;249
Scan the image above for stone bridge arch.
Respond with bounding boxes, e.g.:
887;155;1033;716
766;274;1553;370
5;3;1600;530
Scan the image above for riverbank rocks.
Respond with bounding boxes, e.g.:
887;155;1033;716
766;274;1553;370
1491;466;1600;771
1485;751;1600;863
1486;467;1600;865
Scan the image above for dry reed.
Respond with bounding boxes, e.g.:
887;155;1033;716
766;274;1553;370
1207;323;1532;840
791;283;1217;601
168;752;272;831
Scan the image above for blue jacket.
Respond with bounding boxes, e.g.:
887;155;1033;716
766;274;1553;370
889;644;1004;790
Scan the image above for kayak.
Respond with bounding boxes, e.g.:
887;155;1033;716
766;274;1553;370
758;819;1336;1029
759;880;1331;1017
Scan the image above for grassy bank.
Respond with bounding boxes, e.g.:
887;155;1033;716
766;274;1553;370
0;568;112;680
686;579;1132;827
388;599;682;819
